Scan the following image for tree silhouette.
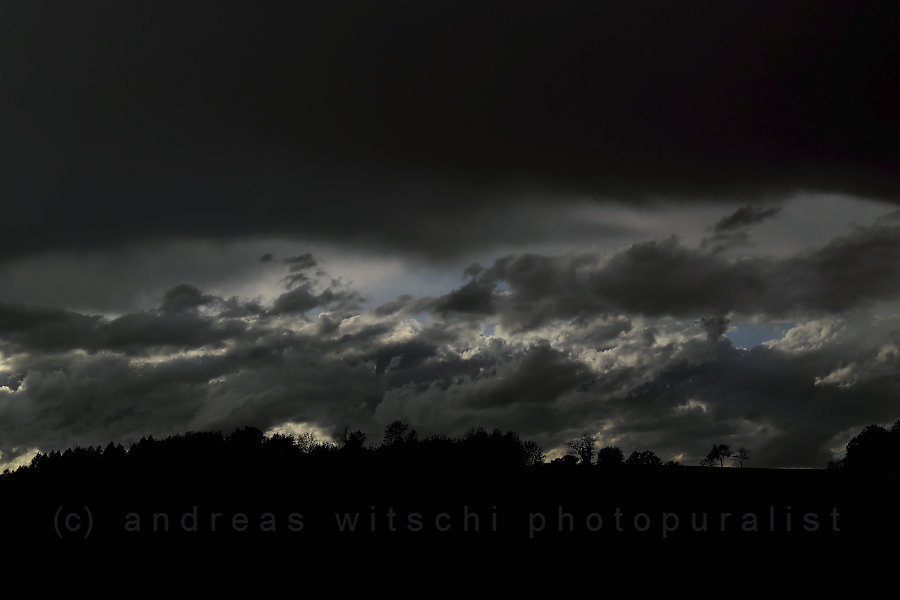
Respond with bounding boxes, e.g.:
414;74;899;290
382;420;417;447
229;426;266;450
334;428;367;452
732;447;751;468
844;424;894;473
294;431;319;453
566;433;598;466
550;455;579;467
596;446;624;467
12;419;900;552
626;450;662;467
704;444;731;467
523;440;545;467
266;433;297;454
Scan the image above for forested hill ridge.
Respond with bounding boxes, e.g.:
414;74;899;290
1;420;899;557
5;417;900;482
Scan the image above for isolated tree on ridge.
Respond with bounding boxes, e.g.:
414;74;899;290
732;447;751;468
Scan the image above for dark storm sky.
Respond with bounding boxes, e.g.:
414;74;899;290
1;1;898;468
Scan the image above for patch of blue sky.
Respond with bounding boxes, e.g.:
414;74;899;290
726;320;795;349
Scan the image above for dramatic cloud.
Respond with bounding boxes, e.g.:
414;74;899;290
2;212;899;470
702;205;784;252
1;3;896;472
713;206;784;233
1;1;898;262
428;218;900;330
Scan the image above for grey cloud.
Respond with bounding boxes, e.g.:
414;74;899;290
283;254;317;271
372;295;417;317
699;316;730;344
2;289;897;470
159;283;216;314
713;206;783;232
0;285;249;356
468;341;595;408
701;205;782;252
98;311;245;355
374;340;595;440
0;303;97;336
218;296;267;319
1;2;897;263
0;352;221;453
264;254;366;316
878;210;900;224
768;222;900;313
374;338;506;392
270;283;363;316
699;230;751;254
431;279;497;317
430;219;900;328
0;239;294;315
611;333;900;468
270;286;330;315
2;223;900;469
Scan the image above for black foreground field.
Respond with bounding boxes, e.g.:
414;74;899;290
2;426;896;579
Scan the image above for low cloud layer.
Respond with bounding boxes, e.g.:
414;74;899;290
3;215;898;469
434;217;900;329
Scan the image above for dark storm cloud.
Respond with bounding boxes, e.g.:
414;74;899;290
374;339;597;440
713;206;784;233
1;1;898;261
98;311;246;355
0;303;98;337
469;341;595;408
431;279;498;317
0;303;101;353
158;284;216;314
2;214;899;472
1;254;587;457
0;298;246;356
258;252;365;315
372;295;418;317
699;230;752;254
270;281;363;316
283;254;317;271
699;316;730;344
2;246;899;468
602;332;900;468
218;296;267;319
430;219;900;328
368;333;591;400
880;210;900;224
701;205;784;252
271;286;333;315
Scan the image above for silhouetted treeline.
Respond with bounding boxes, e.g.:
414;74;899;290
829;419;900;476
0;422;687;489
6;417;900;488
3;424;544;486
2;419;900;559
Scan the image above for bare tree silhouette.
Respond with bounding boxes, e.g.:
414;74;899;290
566;433;598;466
